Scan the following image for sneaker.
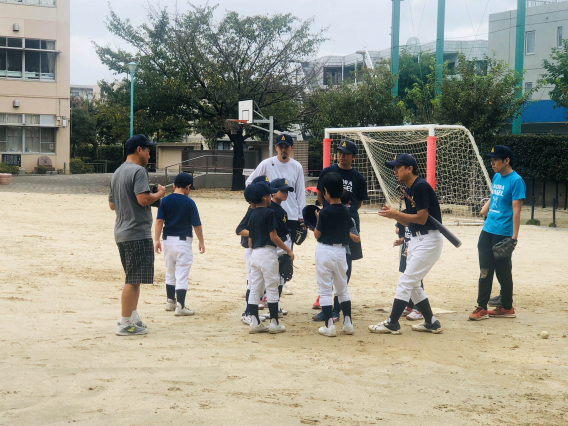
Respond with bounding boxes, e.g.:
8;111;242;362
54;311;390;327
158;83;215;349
469;306;489;321
249;323;269;334
115;322;148;336
368;320;401;335
318;324;337;337
258;303;265;310
412;320;443;333
312;296;321;310
241;314;252;325
130;311;147;328
406;309;423;321
269;323;286;334
165;298;176;311
278;308;288;318
312;311;325;321
402;306;413;317
281;284;293;295
174;302;195;316
342;322;354;335
488;306;516;318
332;311;340;323
488;295;502;307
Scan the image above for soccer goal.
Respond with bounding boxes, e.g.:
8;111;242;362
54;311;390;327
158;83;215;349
324;125;492;225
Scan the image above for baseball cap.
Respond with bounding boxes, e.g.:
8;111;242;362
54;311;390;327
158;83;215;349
125;134;157;150
483;145;514;161
252;175;270;185
174;172;195;189
337;140;358;155
275;134;294;146
244;182;278;204
270;178;294;192
385;153;419;172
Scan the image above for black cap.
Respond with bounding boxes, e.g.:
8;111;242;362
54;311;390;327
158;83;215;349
275;134;294;146
385;153;419;172
270;178;294;192
337;140;358;155
252;175;270;185
483;145;514;161
174;172;195;189
244;182;278;204
125;134;157;150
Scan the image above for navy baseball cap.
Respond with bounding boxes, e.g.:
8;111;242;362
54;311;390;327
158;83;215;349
252;175;270;185
483;145;514;161
337;140;358;155
385;153;419;171
174;172;195;189
270;178;294;192
125;134;156;150
275;134;294;146
245;182;278;204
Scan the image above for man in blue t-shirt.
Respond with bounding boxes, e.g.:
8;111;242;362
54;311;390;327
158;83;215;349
469;145;525;321
154;173;205;317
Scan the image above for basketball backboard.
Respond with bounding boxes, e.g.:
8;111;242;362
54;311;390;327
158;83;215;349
238;100;254;124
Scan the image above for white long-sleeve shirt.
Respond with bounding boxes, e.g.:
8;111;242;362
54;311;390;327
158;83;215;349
246;156;306;220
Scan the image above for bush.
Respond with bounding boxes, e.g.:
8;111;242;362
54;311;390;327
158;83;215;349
526;218;541;226
0;163;20;175
98;145;125;162
37;165;47;174
70;158;95;174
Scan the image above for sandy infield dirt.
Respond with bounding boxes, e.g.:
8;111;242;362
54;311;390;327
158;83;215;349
1;191;567;426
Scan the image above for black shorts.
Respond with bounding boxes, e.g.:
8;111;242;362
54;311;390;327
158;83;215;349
117;239;155;284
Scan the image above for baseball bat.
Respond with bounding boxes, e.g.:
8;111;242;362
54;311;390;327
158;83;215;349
397;187;462;248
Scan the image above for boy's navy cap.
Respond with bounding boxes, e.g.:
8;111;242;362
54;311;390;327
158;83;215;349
337;140;358;155
483;145;514;161
270;178;294;192
174;172;194;188
245;182;278;203
252;175;270;185
125;134;156;150
385;153;418;171
275;134;294;146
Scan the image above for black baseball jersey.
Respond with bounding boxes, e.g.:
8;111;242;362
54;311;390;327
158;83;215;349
315;203;352;246
236;207;253;248
269;201;291;241
405;177;442;234
247;207;278;249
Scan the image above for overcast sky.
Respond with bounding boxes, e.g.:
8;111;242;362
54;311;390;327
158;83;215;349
71;0;520;85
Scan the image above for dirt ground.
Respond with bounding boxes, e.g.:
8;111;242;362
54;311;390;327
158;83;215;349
1;191;567;426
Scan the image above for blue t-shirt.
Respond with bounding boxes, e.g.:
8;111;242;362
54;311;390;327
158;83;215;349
483;171;526;237
157;193;202;238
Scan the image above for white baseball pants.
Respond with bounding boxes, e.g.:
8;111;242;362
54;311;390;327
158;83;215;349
163;237;193;291
244;247;252;290
395;230;443;303
315;243;350;307
249;246;279;304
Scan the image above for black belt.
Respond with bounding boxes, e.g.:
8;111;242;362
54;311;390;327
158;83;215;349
163;235;187;240
411;230;429;237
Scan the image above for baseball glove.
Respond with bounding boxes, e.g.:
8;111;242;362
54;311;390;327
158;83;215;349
150;185;161;208
302;205;320;232
492;237;517;260
278;254;294;282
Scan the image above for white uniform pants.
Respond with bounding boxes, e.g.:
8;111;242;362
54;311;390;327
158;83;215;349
244;248;252;290
315;243;350;307
249;246;279;305
395;230;443;303
163;237;193;291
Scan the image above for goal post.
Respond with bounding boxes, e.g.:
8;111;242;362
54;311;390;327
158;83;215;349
324;124;492;224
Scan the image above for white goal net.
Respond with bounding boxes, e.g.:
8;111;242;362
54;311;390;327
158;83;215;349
325;125;492;224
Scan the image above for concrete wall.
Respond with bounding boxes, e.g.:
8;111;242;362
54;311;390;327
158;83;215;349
193;173;232;189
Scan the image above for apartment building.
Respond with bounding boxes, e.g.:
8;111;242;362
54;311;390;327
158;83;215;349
0;0;70;172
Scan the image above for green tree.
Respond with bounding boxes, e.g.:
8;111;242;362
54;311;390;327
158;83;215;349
94;4;325;190
70;96;97;158
541;38;568;116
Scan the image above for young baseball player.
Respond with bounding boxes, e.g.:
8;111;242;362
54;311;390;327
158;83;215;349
369;153;443;335
246;182;295;334
469;145;525;321
154;173;205;316
394;223;424;321
314;172;354;337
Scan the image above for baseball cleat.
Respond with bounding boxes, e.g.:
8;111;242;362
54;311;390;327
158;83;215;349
165;298;176;311
411;320;443;333
368;320;401;335
174;303;195;316
258;303;265;310
406;309;423;321
278;308;287;318
281;284;293;295
318;324;337;337
488;307;516;318
401;306;413;317
269;323;286;334
342;323;354;335
241;314;252;325
249;323;269;334
488;295;502;307
312;296;321;310
469;306;489;321
115;322;148;336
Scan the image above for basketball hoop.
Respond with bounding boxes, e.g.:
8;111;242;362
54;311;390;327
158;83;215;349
225;119;249;134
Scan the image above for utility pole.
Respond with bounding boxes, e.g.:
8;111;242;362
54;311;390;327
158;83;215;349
391;0;402;97
513;0;526;135
435;0;446;96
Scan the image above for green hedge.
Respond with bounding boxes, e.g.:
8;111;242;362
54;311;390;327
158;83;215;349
0;163;20;175
70;158;95;174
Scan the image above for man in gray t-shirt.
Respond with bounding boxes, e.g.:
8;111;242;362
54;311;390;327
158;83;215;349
109;134;165;336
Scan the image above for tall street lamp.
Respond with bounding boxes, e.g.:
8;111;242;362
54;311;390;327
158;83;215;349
127;62;139;137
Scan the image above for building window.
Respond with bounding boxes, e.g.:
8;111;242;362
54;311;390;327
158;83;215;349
0;114;57;154
526;31;535;55
558;27;563;48
217;141;231;150
0;0;56;6
0;38;56;81
525;82;533;100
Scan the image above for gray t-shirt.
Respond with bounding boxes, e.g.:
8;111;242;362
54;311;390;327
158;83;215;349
108;161;153;243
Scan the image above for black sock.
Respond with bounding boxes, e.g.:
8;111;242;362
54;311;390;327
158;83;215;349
245;289;251;315
278;285;283;298
407;299;415;309
249;304;260;324
176;290;187;308
268;302;279;325
322;305;333;326
333;296;341;313
166;285;176;301
415;298;434;324
389;298;408;325
340;300;351;321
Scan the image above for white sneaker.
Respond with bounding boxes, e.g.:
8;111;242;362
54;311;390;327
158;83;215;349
401;306;412;317
258;303;265;310
278;308;287;318
406;309;423;321
368;320;401;335
131;311;147;328
318;324;337;337
342;323;354;335
269;323;286;334
249;323;269;334
174;302;194;316
281;284;293;295
115;321;148;336
165;299;176;311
